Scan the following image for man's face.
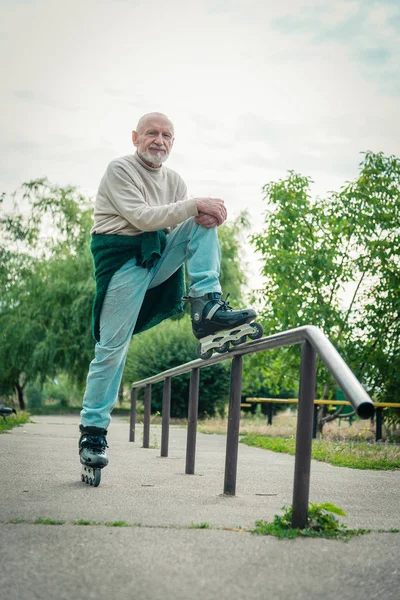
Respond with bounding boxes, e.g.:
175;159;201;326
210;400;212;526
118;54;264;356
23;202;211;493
132;116;174;166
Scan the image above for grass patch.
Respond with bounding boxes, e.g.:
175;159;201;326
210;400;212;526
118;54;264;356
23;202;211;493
198;412;400;443
7;518;25;524
190;522;211;529
0;412;30;434
34;518;65;525
252;503;370;541
3;517;399;537
241;435;400;470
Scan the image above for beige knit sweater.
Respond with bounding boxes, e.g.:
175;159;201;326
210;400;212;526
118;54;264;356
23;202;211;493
91;153;198;236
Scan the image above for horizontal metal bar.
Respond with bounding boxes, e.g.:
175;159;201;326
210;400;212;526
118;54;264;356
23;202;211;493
131;325;375;419
131;326;306;387
246;398;400;408
246;398;351;405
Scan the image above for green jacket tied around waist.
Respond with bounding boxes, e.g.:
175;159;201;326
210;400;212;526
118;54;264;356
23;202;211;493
90;231;185;342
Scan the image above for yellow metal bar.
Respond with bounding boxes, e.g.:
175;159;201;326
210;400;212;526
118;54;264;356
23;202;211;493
246;398;299;404
246;398;400;408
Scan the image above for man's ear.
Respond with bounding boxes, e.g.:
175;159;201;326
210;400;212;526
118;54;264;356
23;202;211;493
132;130;138;147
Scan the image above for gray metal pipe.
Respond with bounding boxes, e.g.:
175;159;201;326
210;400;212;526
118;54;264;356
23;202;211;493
143;384;151;448
224;356;243;495
129;387;137;442
186;368;200;474
161;377;171;457
292;341;317;528
304;326;374;419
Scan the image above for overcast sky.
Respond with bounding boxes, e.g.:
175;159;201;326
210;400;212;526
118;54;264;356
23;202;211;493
1;0;399;286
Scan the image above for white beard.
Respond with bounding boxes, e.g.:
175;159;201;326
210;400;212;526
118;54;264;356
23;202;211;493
141;148;170;164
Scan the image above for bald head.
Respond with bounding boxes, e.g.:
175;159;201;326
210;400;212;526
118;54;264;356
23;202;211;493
135;112;174;136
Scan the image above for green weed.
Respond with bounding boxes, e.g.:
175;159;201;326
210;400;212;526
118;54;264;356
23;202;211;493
7;518;25;524
252;503;370;540
34;518;65;525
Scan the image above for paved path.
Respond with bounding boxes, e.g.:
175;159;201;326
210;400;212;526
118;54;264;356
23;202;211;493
0;415;399;600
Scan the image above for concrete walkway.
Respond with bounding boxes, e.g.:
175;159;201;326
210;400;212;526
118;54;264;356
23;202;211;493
0;415;399;600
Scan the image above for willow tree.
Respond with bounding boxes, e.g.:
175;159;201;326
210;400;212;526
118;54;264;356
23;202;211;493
0;179;94;408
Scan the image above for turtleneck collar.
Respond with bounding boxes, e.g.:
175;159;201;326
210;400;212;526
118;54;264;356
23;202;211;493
134;152;163;173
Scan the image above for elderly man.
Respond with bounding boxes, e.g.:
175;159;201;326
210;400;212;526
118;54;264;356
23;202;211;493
79;112;259;486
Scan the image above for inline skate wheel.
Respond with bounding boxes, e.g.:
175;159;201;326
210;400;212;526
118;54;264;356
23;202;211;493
197;345;213;360
93;470;101;487
232;336;246;346
216;342;229;354
249;322;263;340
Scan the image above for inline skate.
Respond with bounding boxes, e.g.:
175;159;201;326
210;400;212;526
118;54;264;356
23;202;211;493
183;292;263;360
79;425;109;487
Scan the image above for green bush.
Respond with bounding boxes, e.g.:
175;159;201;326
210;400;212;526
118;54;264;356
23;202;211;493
124;317;230;418
42;375;78;407
26;385;43;409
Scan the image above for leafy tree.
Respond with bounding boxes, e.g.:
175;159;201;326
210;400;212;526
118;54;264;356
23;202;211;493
250;152;400;433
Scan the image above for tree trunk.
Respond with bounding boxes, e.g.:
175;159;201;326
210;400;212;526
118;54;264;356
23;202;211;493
118;382;124;406
316;384;329;437
15;382;25;411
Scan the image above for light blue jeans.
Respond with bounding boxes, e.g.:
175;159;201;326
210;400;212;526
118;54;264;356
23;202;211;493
80;217;221;429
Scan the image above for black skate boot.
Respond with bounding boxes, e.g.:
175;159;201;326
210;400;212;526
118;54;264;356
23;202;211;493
79;425;109;487
183;293;263;359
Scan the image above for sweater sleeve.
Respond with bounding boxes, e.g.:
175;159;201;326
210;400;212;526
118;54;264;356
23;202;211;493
106;162;198;232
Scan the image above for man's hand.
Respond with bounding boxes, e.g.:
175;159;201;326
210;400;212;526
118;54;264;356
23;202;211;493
194;197;227;226
194;213;220;228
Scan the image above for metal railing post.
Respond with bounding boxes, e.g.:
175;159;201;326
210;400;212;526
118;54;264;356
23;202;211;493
185;368;200;474
129;388;137;442
267;403;273;425
376;407;383;442
143;384;151;448
224;355;243;495
292;341;317;529
161;377;171;457
312;404;318;439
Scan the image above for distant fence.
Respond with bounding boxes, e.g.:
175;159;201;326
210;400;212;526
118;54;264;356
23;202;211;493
242;398;400;441
130;325;375;529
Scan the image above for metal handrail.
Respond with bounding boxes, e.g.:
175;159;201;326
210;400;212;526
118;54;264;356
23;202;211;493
131;325;374;419
129;324;375;529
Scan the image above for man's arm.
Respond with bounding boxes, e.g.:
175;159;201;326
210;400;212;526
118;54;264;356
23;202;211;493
106;161;227;231
106;163;198;231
